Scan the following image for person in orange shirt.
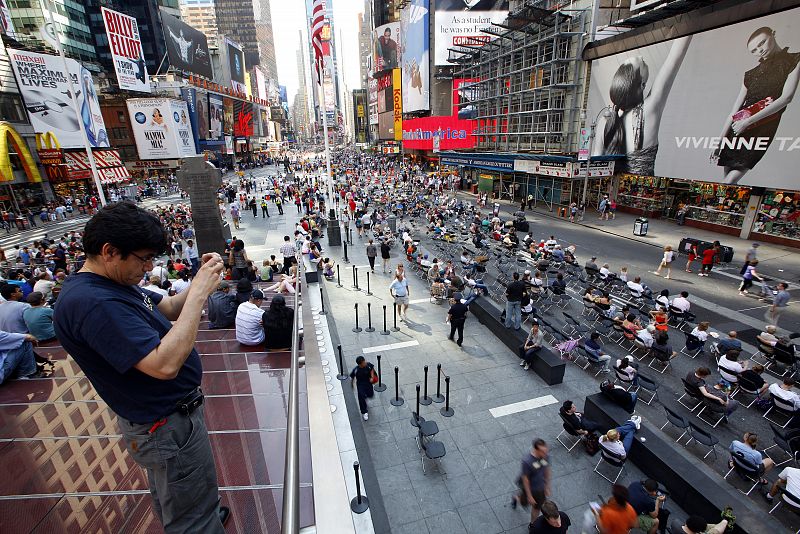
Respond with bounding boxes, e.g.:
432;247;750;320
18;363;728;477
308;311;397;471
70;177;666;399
596;484;638;534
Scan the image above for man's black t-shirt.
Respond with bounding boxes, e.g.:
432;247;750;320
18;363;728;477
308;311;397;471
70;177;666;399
628;481;656;516
350;363;375;388
530;512;571;534
53;272;202;424
380;243;391;259
448;302;468;322
506;280;526;302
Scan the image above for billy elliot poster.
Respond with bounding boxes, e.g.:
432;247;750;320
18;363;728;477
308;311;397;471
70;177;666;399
588;7;800;190
101;7;150;92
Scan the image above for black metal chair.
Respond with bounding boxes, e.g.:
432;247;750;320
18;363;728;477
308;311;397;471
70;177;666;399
766;342;798;379
678;378;705;412
630;336;650;361
730;374;764;409
636;373;660;405
660;405;690;442
768;486;800;516
764;393;799;429
613;365;638;392
696;397;727;428
685;421;720;459
417;427;446;475
724;450;766;495
580;346;608;377
764;424;800;467
594;444;626;484
648;346;673;374
556;413;584;452
680;332;705;359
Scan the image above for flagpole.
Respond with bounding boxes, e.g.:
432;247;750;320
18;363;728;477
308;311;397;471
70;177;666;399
40;0;107;206
317;58;334;212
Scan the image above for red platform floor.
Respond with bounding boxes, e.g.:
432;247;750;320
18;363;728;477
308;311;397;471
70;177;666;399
0;297;314;533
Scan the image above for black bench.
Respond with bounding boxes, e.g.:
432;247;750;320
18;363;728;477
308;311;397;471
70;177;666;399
468;297;565;385
584;393;783;534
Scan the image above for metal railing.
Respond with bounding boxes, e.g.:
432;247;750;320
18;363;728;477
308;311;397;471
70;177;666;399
281;258;303;534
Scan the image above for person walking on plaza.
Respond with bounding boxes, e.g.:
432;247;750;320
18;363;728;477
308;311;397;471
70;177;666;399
249;197;257;218
366;239;377;273
230;202;240;230
390;271;410;321
350;356;376;421
380;239;391;274
738;259;763;295
699;242;720;277
511;438;551;528
446;292;468;346
505;272;526;330
741;243;759;274
765;282;790;327
52;202;230;532
653;245;675;279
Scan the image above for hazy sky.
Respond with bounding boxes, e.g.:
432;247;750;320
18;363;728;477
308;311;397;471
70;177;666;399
269;0;363;105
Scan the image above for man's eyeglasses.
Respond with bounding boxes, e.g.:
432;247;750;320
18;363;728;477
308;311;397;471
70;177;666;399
129;252;157;265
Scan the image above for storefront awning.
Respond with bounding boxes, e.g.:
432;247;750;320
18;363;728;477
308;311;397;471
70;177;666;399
62;150;131;185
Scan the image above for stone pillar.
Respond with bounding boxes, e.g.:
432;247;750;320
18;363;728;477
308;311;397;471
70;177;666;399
740;192;762;240
176;157;230;256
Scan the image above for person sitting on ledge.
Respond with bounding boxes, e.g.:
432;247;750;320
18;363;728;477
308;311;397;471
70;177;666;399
559;400;605;435
599;416;641;460
235;289;265;346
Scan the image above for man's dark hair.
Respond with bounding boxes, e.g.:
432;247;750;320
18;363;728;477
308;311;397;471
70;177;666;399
512;272;519;280
83;202;167;258
680;291;689;298
356;356;365;364
540;500;559;520
590;331;601;341
725;350;741;361
643;479;658;492
284;235;290;241
532;438;546;450
26;291;44;306
0;284;19;300
685;515;708;534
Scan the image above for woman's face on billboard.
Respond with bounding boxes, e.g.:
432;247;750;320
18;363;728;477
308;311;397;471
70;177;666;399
748;30;776;60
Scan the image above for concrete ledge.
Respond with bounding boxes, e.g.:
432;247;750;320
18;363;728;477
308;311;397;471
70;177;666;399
468;297;565;385
583;393;783;534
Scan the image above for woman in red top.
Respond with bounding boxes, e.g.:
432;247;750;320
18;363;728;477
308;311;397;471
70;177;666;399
596;485;638;534
685;244;698;273
699;242;720;277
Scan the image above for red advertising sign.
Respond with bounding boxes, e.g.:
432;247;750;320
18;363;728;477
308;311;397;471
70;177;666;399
401;115;477;151
376;73;392;92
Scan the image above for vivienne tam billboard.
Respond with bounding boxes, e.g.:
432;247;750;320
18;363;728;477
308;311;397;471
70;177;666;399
402;115;476;151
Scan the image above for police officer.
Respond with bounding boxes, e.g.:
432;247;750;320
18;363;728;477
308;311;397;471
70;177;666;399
447;292;469;346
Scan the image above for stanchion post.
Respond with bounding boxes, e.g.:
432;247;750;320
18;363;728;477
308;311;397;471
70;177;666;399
380;305;390;335
420;365;432;405
352;303;362;333
390;366;404;406
365;302;375;332
336;344;347;380
318;287;327;315
440;375;454;417
352;265;358;289
349;461;369;513
336;264;342;287
432;363;445;403
343;241;349;264
391;304;400;332
374;354;386;392
366;272;372;295
411;384;425;427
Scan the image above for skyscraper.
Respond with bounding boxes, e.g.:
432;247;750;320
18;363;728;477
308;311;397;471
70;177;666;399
214;0;259;66
180;0;220;49
254;0;279;83
357;11;371;90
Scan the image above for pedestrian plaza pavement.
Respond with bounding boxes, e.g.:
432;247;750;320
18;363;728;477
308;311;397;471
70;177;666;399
324;230;800;534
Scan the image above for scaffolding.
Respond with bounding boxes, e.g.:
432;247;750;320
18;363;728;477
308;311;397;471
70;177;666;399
450;0;588;155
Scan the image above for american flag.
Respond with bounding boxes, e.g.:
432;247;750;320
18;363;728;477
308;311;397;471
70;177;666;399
310;0;326;84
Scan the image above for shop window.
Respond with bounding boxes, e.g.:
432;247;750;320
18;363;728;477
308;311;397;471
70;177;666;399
0;94;28;123
753;191;800;240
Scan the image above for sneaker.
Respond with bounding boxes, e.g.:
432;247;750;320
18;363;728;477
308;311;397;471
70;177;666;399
519;360;526;366
630;415;642;429
763;491;774;503
363;413;369;421
523;363;530;370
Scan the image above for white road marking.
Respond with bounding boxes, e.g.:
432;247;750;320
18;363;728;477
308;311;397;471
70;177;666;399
361;340;420;354
409;298;431;305
489;395;559;418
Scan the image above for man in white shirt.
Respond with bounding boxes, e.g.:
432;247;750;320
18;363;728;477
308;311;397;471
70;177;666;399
769;378;800;410
718;350;746;384
236;289;265;346
765;466;800;504
144;275;169;297
638;324;656;348
150;260;169;284
184;239;199;274
671;291;691;312
627;276;645;294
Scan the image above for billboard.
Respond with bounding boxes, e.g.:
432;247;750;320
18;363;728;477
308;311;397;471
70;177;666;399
434;1;509;66
127;98;196;159
587;8;800;189
101;7;149;92
368;77;378;125
196;91;209;140
160;10;213;79
254;68;267;101
374;22;401;72
180;87;200;152
400;0;430;113
0;0;14;35
378;112;394;140
402;115;476;151
392;69;402;141
8;49;109;149
234;100;253;137
226;38;246;93
353;90;368;144
223;97;234;135
209;94;223;139
453;78;479;119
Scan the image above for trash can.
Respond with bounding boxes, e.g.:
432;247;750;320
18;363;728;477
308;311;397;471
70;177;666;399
633;217;649;236
388;214;397;233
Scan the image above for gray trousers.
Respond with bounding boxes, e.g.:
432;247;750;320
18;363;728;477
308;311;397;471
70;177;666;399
119;405;224;533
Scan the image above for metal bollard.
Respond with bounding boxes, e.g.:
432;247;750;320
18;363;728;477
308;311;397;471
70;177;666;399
343;241;350;263
352;265;358;289
336;264;342;288
374;354;386;392
352;303;362;333
420;365;432;405
432;363;445;403
366;272;372;296
390;366;404;406
318;287;327;315
349;461;369;513
380;305;390;335
391;304;400;332
336;344;347;381
411;384;425;428
365;302;375;332
439;376;454;417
